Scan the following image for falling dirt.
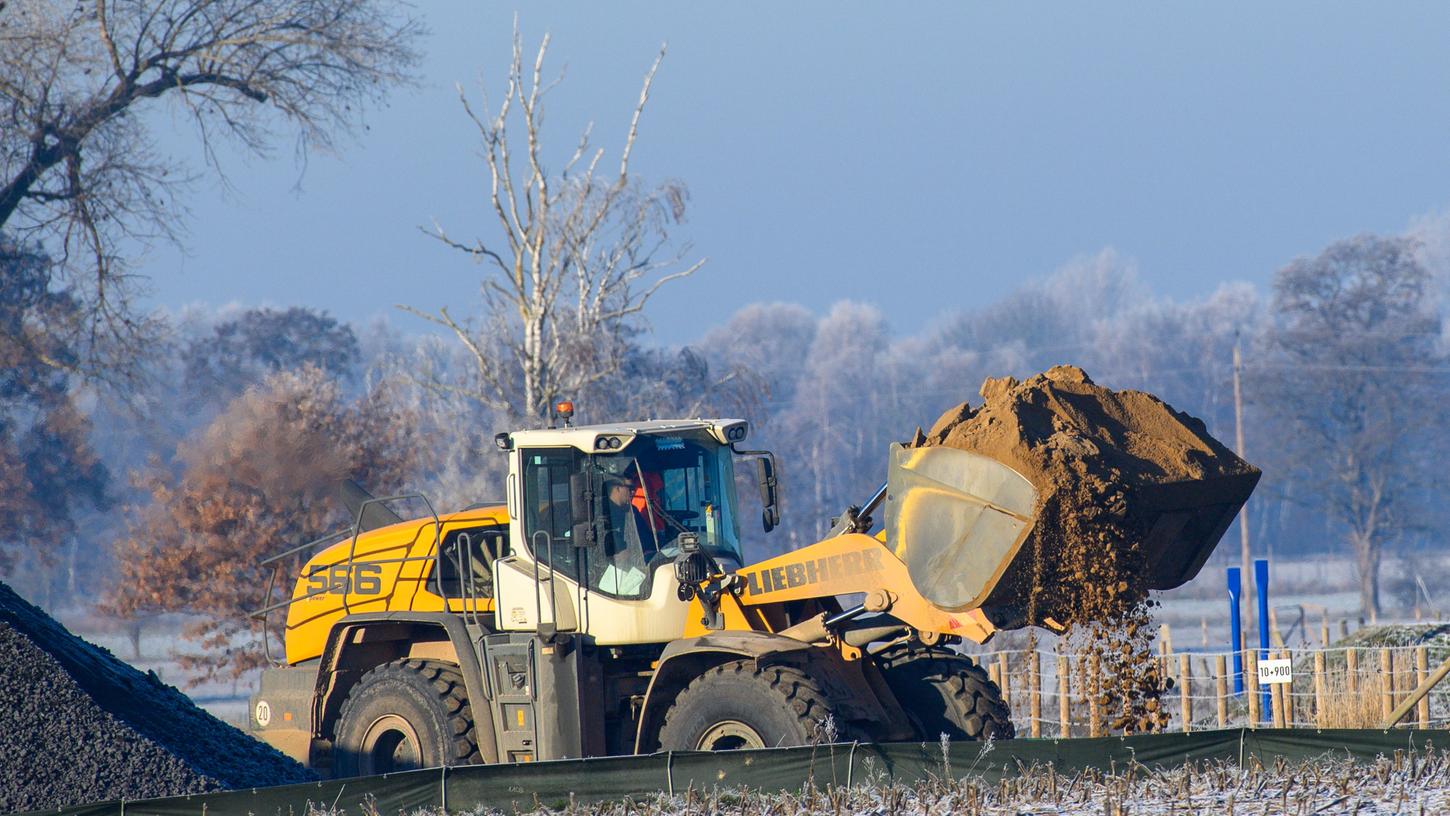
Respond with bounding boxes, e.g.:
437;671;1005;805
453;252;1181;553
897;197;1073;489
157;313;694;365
917;365;1259;733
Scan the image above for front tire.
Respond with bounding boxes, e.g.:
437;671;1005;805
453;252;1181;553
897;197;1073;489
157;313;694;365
657;660;838;750
875;645;1014;741
333;659;480;776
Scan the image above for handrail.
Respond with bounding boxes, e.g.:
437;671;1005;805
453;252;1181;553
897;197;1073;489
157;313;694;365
258;527;352;568
251;493;502;646
253;526;352;666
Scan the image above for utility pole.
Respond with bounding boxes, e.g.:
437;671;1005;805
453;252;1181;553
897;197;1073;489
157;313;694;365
1233;338;1252;617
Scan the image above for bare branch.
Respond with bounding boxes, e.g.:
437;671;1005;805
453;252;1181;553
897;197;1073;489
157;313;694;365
0;0;422;385
404;26;699;423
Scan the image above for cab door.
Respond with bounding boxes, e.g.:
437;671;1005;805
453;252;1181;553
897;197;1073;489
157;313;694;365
495;447;589;635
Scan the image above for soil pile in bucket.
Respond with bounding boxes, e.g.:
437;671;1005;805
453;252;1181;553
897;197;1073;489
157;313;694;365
0;581;311;811
916;365;1258;732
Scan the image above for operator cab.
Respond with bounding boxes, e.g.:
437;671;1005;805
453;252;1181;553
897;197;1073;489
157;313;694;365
492;412;778;644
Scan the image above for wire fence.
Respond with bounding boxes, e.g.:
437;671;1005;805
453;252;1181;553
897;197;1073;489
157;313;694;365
966;643;1450;737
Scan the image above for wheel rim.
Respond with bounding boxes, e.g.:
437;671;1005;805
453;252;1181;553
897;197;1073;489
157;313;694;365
359;714;423;773
695;720;766;751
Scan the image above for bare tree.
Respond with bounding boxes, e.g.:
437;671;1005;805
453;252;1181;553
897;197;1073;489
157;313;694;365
1257;234;1447;618
403;27;703;424
0;0;420;382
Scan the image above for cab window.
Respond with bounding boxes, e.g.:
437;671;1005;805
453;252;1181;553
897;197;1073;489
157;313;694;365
519;446;657;600
521;449;585;583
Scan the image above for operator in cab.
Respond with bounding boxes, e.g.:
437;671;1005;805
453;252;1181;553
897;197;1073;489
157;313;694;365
596;470;660;596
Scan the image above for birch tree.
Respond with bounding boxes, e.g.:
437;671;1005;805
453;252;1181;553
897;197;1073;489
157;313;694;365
404;28;703;424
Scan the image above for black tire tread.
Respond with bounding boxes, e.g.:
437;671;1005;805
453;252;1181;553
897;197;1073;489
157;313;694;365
335;658;480;770
875;645;1014;741
657;660;838;749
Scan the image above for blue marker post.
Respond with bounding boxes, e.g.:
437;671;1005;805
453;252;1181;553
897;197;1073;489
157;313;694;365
1227;566;1243;694
1254;558;1271;722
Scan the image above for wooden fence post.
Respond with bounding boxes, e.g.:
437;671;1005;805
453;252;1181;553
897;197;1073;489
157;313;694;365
1280;649;1293;727
1417;646;1430;729
1075;652;1089;737
1268;652;1284;728
1246;650;1261;727
1058;651;1070;738
1321;613;1331;648
1029;648;1041;738
1089;652;1103;738
1346;648;1358;694
1215;653;1228;728
1179;653;1191;732
1159;624;1173;680
1380;649;1394;722
1313;650;1326;728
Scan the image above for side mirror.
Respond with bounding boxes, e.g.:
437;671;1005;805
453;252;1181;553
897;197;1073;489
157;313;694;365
754;456;780;533
571;521;598;549
568;472;593;527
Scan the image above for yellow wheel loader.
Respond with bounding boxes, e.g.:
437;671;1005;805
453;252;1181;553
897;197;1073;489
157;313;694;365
249;410;1253;776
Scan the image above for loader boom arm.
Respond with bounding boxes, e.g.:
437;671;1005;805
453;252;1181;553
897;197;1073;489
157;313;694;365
732;533;998;644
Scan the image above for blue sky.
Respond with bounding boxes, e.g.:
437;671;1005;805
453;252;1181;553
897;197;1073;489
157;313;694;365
141;2;1450;344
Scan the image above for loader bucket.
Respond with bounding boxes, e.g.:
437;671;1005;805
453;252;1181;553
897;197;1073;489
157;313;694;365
1116;469;1261;591
884;443;1261;622
884;443;1038;612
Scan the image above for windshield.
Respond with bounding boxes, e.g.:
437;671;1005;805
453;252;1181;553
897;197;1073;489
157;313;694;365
610;433;744;564
519;432;743;600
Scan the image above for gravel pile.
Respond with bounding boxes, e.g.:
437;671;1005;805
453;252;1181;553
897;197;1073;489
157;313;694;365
0;581;311;811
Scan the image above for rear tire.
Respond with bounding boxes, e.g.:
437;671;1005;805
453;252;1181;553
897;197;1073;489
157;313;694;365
875;646;1014;741
333;659;479;776
658;660;839;750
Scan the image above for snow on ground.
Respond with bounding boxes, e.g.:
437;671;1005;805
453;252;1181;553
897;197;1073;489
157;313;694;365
338;747;1450;815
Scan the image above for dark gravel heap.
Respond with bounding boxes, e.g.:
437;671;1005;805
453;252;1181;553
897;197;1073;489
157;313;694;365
0;581;312;811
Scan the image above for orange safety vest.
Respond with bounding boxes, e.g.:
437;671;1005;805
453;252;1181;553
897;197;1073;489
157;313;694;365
631;472;667;532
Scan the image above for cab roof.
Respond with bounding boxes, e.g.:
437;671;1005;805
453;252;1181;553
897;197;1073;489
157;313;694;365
506;418;748;452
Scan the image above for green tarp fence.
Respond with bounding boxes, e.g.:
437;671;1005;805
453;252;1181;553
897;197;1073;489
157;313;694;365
23;728;1449;816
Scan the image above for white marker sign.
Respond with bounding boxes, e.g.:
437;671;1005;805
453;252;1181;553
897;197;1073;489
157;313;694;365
1257;658;1293;685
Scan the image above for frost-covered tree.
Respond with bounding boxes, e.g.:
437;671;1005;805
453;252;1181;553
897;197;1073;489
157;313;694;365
0;236;108;590
181;307;361;401
698;303;818;410
1257;234;1447;618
